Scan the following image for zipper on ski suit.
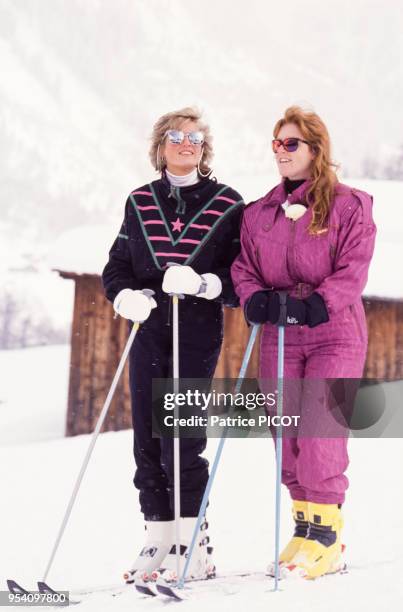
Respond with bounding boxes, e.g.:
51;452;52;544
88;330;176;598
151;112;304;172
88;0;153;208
286;219;299;284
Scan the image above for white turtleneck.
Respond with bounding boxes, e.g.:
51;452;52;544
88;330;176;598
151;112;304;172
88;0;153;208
166;168;199;187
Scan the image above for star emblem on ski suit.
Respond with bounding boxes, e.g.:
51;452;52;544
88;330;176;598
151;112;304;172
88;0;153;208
171;217;185;232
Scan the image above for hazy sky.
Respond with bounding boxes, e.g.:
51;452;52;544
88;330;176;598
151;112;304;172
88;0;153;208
1;0;402;240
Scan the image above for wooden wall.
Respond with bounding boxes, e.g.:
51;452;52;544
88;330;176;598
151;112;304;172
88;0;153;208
61;272;403;436
363;297;403;379
63;273;131;436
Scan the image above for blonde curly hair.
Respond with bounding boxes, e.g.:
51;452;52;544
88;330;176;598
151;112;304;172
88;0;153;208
149;107;213;175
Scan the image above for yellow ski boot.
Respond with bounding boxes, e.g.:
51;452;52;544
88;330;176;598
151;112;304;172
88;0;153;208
292;502;345;579
267;500;308;576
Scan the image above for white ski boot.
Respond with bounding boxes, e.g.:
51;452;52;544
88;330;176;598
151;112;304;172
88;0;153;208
124;520;173;583
153;518;216;584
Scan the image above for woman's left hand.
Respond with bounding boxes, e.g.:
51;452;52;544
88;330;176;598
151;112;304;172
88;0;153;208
162;264;203;295
268;293;307;326
162;264;222;299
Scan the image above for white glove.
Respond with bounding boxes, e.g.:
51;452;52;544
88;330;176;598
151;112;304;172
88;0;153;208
198;273;222;300
162;265;222;300
113;289;157;322
162;265;203;296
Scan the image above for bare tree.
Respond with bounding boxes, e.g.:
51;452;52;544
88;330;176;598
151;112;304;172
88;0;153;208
0;291;19;349
384;146;403;180
0;289;68;350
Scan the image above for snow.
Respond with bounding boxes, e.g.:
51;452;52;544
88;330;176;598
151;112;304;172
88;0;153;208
348;179;403;299
0;345;70;445
1;345;403;610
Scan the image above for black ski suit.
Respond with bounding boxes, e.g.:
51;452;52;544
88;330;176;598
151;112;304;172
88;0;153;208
102;175;244;519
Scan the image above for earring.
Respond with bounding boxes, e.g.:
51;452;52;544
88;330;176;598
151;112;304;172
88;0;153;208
156;144;165;171
197;148;211;178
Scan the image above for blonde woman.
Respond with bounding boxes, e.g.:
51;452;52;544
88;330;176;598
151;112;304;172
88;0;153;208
232;106;376;579
102;107;244;584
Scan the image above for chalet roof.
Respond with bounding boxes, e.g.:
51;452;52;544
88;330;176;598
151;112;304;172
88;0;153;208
49;224;116;277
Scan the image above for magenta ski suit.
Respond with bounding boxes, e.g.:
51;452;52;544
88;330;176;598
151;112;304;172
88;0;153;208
231;180;376;504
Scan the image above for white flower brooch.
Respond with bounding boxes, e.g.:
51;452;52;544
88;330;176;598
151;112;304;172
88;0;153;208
285;203;307;221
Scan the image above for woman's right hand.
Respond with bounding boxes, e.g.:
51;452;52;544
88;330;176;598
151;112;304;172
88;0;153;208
245;290;308;326
113;289;157;322
244;290;272;324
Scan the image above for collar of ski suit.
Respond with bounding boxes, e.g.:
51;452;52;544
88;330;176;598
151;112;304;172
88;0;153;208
160;172;215;215
165;168;199;187
261;178;312;208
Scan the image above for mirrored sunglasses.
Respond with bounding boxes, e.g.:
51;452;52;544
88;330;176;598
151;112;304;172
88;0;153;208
272;137;310;153
165;129;205;145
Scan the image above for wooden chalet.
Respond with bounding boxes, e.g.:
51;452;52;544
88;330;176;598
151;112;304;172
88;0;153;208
58;270;403;436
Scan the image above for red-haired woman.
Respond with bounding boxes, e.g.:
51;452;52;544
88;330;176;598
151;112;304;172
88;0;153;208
231;106;376;579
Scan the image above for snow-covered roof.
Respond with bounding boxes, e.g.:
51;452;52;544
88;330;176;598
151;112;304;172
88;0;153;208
48;179;403;299
348;179;403;299
48;224;119;276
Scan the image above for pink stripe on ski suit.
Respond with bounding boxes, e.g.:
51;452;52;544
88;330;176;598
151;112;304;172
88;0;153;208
155;252;189;258
190;223;212;230
203;210;223;216
231;179;376;504
214;195;237;204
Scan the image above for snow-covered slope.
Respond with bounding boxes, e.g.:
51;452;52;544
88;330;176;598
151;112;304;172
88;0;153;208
0;345;402;611
1;433;403;610
0;344;70;445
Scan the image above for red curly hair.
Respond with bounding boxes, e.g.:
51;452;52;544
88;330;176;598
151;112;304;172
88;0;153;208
273;106;339;234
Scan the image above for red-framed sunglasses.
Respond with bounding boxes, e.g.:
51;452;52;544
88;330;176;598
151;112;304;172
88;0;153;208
272;137;310;153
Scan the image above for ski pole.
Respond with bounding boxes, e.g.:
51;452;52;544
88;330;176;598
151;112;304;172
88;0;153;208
273;291;287;591
177;323;260;588
172;293;182;581
165;262;185;580
273;325;285;591
41;317;141;586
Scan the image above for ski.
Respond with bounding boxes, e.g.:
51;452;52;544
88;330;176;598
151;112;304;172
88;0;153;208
37;581;61;594
7;563;349;606
72;582;137;604
154;560;350;600
7;579;80;606
283;562;348;580
134;579;158;597
266;562;348;580
7;580;31;596
154;570;265;600
156;579;186;600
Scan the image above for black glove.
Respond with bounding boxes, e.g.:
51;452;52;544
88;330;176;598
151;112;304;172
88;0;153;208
268;293;307;326
245;291;328;328
304;292;329;328
244;290;271;324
